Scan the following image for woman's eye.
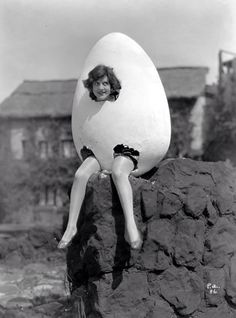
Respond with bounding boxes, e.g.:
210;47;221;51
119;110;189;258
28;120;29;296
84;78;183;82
103;82;108;86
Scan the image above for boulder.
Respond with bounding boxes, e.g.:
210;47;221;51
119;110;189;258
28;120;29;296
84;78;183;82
66;158;236;317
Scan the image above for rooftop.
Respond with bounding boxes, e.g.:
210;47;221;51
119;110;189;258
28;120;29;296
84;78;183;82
159;67;208;98
0;67;208;118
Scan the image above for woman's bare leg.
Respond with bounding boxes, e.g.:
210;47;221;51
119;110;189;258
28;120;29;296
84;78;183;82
111;156;142;249
58;157;101;249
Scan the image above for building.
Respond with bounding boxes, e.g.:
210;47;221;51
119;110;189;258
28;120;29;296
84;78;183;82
219;53;236;115
203;51;236;165
0;80;79;225
159;67;208;157
0;67;208;225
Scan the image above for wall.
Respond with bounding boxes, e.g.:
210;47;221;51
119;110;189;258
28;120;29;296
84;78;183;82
167;97;197;158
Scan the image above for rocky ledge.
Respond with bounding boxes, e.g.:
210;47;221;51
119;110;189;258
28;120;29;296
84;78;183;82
67;158;236;318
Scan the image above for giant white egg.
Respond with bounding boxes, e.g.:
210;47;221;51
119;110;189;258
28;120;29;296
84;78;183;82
72;32;171;176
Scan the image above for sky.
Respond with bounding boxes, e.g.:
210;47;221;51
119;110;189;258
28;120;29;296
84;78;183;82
0;0;235;103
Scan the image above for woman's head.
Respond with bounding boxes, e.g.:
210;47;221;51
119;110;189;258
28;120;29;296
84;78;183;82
83;65;121;101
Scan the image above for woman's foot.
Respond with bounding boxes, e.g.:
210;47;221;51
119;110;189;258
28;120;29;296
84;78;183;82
130;233;143;250
57;227;77;249
124;226;143;250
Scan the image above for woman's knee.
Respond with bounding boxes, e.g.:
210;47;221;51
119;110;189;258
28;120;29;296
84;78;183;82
111;166;124;181
112;164;131;182
112;156;134;181
74;157;100;183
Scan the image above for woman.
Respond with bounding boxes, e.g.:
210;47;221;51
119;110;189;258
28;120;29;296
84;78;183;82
58;64;142;250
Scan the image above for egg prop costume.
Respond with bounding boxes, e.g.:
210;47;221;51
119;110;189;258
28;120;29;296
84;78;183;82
72;32;171;176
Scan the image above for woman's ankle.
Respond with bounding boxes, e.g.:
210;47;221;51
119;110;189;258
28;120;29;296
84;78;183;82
64;225;77;235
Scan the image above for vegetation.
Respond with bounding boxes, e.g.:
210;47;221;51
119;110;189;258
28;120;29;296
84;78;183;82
203;73;236;163
0;119;78;223
166;99;194;158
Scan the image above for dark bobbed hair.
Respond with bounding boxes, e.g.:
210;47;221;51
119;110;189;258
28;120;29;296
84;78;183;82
83;64;121;101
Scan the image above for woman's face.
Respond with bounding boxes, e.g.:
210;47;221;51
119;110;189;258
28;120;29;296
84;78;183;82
92;75;111;101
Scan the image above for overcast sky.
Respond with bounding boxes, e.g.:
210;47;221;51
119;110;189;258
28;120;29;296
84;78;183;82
0;0;235;103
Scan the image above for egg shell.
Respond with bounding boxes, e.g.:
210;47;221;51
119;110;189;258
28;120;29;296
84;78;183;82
72;32;171;176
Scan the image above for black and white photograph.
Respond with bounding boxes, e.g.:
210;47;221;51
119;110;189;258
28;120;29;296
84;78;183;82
0;0;236;317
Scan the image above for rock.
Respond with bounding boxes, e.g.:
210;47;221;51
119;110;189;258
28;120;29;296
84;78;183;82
203;266;225;306
185;186;208;218
65;159;236;317
0;228;64;266
6;297;33;309
204;217;236;268
141;183;158;220
147;219;175;254
28;227;57;250
158;188;183;217
71;270;177;318
225;254;236;305
174;219;204;268
192;303;236;318
2;301;70;318
157;266;204;315
147;296;177;318
5;250;25;268
205;199;218;225
2;310;28;318
34;301;64;315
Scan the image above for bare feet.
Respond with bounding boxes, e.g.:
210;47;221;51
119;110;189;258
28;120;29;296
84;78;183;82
124;224;143;250
57;227;77;249
130;234;143;250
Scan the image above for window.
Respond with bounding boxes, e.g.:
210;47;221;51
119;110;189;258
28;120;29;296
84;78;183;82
39;186;62;207
60;139;77;158
11;128;28;159
47;187;56;206
22;139;30;158
39;140;48;159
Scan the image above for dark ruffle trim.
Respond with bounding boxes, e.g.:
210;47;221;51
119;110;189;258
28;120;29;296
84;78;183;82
80;144;140;170
80;146;95;161
113;144;139;170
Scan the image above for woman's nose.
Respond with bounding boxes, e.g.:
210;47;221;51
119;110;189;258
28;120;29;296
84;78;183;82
98;84;105;90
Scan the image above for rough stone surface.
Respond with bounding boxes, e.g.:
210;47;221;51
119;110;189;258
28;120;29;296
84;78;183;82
0;228;71;317
66;158;236;317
